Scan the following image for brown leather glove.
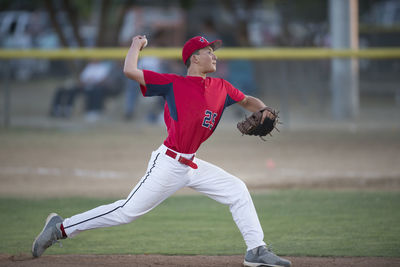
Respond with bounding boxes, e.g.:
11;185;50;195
237;107;279;140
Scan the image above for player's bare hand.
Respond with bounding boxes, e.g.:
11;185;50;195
131;35;148;51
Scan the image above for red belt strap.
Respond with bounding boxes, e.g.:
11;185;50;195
165;149;198;169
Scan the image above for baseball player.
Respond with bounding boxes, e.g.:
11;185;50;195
32;35;291;267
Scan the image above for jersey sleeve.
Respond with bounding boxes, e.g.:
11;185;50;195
223;80;246;107
140;70;174;97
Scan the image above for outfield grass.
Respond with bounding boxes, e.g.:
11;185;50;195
0;190;399;257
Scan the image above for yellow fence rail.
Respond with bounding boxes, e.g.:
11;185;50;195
0;47;400;60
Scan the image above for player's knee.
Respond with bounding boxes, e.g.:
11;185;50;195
114;203;139;224
117;209;136;224
235;179;249;194
118;204;153;224
229;178;251;203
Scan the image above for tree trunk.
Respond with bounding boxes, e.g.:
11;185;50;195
96;0;112;47
111;1;132;46
44;0;69;47
62;0;84;47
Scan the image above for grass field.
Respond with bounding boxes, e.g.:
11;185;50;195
1;190;399;257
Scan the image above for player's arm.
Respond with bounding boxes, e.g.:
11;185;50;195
123;35;147;86
238;95;266;112
238;95;274;122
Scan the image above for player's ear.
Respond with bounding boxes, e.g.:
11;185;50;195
192;54;199;64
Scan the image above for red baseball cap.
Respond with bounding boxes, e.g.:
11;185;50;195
182;36;222;64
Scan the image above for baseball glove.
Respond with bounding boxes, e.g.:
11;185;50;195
237;107;280;140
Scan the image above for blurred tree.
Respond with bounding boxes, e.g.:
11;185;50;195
0;0;40;11
277;0;328;23
110;0;132;46
42;0;131;48
95;0;111;47
94;0;132;47
44;0;69;47
179;0;194;10
62;0;84;47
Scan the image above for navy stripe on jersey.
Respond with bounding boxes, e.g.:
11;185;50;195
144;83;171;97
211;94;237;132
224;94;237;107
145;83;178;121
64;153;160;230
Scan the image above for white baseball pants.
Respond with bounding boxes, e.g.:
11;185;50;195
62;144;266;250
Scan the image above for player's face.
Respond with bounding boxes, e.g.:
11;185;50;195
197;46;217;73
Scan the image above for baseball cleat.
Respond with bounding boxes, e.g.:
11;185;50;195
32;213;65;258
243;245;291;267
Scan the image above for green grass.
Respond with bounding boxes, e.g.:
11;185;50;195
0;190;399;257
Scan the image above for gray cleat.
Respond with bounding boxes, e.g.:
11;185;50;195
244;245;291;267
32;213;65;258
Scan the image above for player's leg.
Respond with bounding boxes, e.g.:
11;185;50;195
62;151;187;237
32;148;189;257
187;158;265;249
187;158;291;267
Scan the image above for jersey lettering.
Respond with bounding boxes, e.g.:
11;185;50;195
202;110;218;130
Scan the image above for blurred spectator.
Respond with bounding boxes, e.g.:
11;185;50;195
123;78;139;121
49;60;123;121
49;78;80;118
0;11;35;80
81;60;112;121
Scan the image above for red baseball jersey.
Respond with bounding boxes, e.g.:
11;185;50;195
140;70;245;154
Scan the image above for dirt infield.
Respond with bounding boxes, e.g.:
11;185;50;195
1;126;400;198
2;254;400;267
